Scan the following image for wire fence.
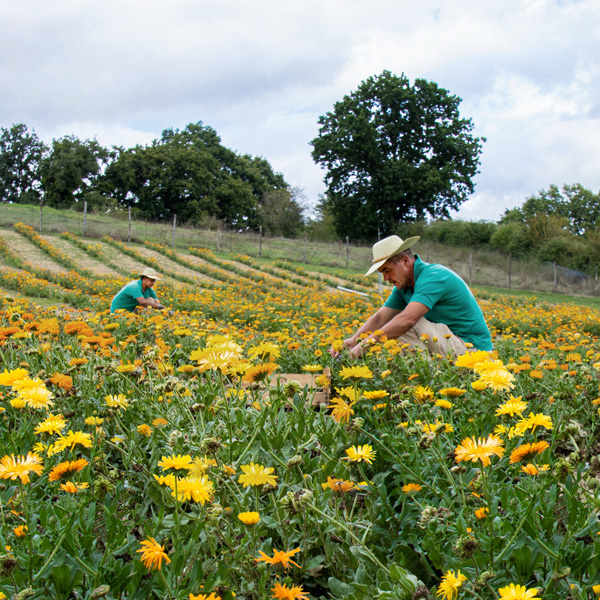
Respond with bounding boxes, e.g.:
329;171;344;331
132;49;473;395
1;203;599;297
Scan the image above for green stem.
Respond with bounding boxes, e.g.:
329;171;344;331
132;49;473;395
307;502;390;576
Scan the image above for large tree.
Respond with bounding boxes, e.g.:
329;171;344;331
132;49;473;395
311;71;484;240
40;136;109;209
0;123;47;204
103;122;288;229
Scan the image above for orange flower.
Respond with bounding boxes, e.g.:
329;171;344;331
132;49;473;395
256;547;301;570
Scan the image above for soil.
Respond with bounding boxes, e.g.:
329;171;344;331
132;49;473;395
1;230;68;273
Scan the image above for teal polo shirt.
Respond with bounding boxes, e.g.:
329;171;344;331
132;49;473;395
383;256;493;351
110;279;157;313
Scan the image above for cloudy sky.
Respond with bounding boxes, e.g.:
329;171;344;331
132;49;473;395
2;0;599;222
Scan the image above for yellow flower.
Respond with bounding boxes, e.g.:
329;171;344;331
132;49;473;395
514;413;553;435
475;507;489;519
256;547;301;570
436;569;467;600
321;476;355;492
248;342;280;361
137;424;153;437
152;417;168;427
471;380;488;391
270;582;309;600
0;368;29;386
438;388;466;397
302;364;322;373
175;476;214;504
60;481;89;493
19;386;54;409
412;385;434;403
158;454;193;471
105;394;130;409
327;397;354;423
454;350;490;369
189;456;218;477
344;444;376;464
363;390;389;400
136;537;171;570
339;365;373;380
238;463;278;487
54;430;93;451
243;362;279;383
509;441;549;464
495;396;527;417
34;414;67;435
14;525;28;537
455;435;504;467
238;511;260;525
189;593;222;600
48;458;88;481
0;453;43;484
435;399;453;409
497;583;540;599
479;368;515;393
402;483;422;494
85;416;104;426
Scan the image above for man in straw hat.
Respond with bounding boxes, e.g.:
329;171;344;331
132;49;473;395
332;235;492;358
110;267;165;313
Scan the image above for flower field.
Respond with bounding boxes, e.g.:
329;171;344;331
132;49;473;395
1;223;600;600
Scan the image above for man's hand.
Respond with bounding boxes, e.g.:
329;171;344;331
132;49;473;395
329;336;357;358
350;343;366;359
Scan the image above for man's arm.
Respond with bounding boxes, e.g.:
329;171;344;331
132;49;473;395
328;306;400;357
135;297;164;309
350;301;430;358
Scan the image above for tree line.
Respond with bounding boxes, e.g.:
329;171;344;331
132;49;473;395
0;122;306;238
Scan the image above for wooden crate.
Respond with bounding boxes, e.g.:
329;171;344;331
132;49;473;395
242;368;330;406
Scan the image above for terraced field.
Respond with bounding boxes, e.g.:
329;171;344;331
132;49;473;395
2;222;600;600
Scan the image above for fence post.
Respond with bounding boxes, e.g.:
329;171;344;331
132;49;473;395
128;207;132;242
83;201;87;236
303;232;307;263
172;214;176;246
39;200;43;233
553;261;557;291
346;236;349;269
259;226;262;258
508;254;512;289
216;227;220;252
469;251;473;285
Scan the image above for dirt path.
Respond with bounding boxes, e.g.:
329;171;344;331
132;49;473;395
135;247;219;284
40;235;121;277
1;230;68;273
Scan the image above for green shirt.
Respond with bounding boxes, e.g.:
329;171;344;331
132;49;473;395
110;279;157;313
383;256;493;351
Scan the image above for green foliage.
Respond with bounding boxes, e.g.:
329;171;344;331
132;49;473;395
423;219;495;248
258;189;305;238
40;136;109;209
311;70;484;240
102;122;288;229
0;123;47;204
489;222;532;257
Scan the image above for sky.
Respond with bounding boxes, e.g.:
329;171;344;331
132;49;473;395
1;0;599;222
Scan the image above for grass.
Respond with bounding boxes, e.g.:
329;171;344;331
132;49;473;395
1;201;599;301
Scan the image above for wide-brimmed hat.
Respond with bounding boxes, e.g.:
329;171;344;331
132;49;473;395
365;235;420;276
141;267;160;281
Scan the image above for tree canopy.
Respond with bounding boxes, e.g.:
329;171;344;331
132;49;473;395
311;71;484;240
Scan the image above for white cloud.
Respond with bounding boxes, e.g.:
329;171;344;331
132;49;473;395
1;0;600;221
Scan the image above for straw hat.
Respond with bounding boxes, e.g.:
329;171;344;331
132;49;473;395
365;235;420;276
141;267;160;281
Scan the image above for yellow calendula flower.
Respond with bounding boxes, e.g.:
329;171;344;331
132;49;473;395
238;511;260;525
514;413;553;435
344;444;376;464
497;583;540;600
158;454;193;471
238;463;278;488
455;435;504;467
327;397;354;423
302;364;322;373
362;390;389;400
136;537;171;570
436;569;467;600
105;394;130;409
495;396;527;417
0;453;43;484
256;547;301;570
402;483;422;494
339;365;373;380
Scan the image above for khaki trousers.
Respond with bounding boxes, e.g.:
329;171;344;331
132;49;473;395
396;318;468;356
